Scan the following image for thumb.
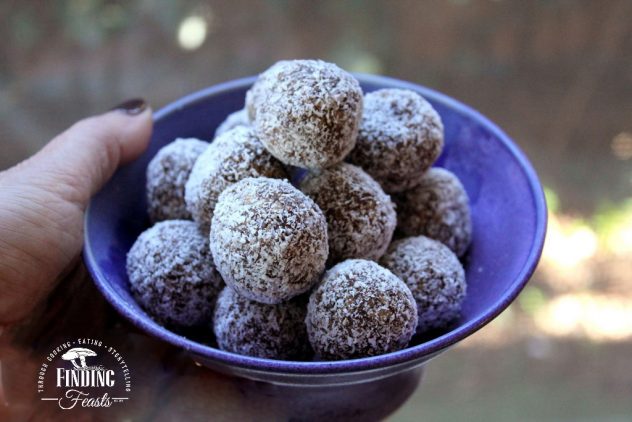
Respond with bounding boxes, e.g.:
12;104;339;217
0;99;152;324
24;99;153;208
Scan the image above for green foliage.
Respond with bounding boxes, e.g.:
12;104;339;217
61;0;131;47
591;198;632;240
518;286;548;315
543;186;559;214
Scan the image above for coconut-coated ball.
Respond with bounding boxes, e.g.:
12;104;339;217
394;168;472;257
306;259;418;360
146;138;208;222
300;163;396;265
347;89;443;193
244;82;262;123
126;220;224;328
380;236;466;334
185;127;288;231
213;287;311;359
210;177;328;304
249;60;363;169
215;108;250;137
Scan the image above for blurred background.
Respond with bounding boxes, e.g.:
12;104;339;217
1;0;631;420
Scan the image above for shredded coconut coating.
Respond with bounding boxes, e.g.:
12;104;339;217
213;287;311;359
210;177;328;304
245;86;258;122
146;138;209;222
249;60;363;169
126;220;224;329
306;259;418;360
185;127;288;231
348;89;443;193
394;168;472;257
300;163;397;265
215;108;251;137
380;236;466;334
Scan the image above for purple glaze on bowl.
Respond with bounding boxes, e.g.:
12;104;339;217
84;74;546;387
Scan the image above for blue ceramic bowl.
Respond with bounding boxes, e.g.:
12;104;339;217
84;75;546;390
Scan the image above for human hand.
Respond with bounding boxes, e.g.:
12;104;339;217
0;99;152;324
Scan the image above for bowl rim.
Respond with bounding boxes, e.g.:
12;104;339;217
84;73;547;375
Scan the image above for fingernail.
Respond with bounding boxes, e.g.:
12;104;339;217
110;98;147;115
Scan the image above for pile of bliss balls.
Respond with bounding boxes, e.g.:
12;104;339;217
126;59;472;361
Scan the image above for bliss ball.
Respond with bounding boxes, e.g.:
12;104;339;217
394;168;472;257
210;177;328;304
185;127;288;231
347;89;443;193
245;84;260;123
213;287;311;359
215;108;250;137
300;163;396;265
306;259;418;360
249;60;363;169
146;138;208;222
126;220;224;329
380;236;466;334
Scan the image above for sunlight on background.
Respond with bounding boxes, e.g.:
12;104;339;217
535;294;632;341
596;199;632;256
531;191;632;342
177;14;209;51
611;132;632;160
543;215;597;269
462;187;632;348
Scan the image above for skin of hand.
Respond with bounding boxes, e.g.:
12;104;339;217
0;99;152;325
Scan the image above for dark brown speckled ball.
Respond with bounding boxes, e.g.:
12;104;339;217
146;138;208;222
126;220;224;329
215;108;250;137
248;60;363;169
394;168;472;257
213;287;311;359
306;259;418;360
210;177;329;304
348;89;443;193
380;236;466;334
300;163;396;265
185;127;288;231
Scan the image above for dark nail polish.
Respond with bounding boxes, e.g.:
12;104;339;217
110;98;147;115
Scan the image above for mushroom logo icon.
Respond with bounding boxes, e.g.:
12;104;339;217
39;339;132;409
61;348;97;370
